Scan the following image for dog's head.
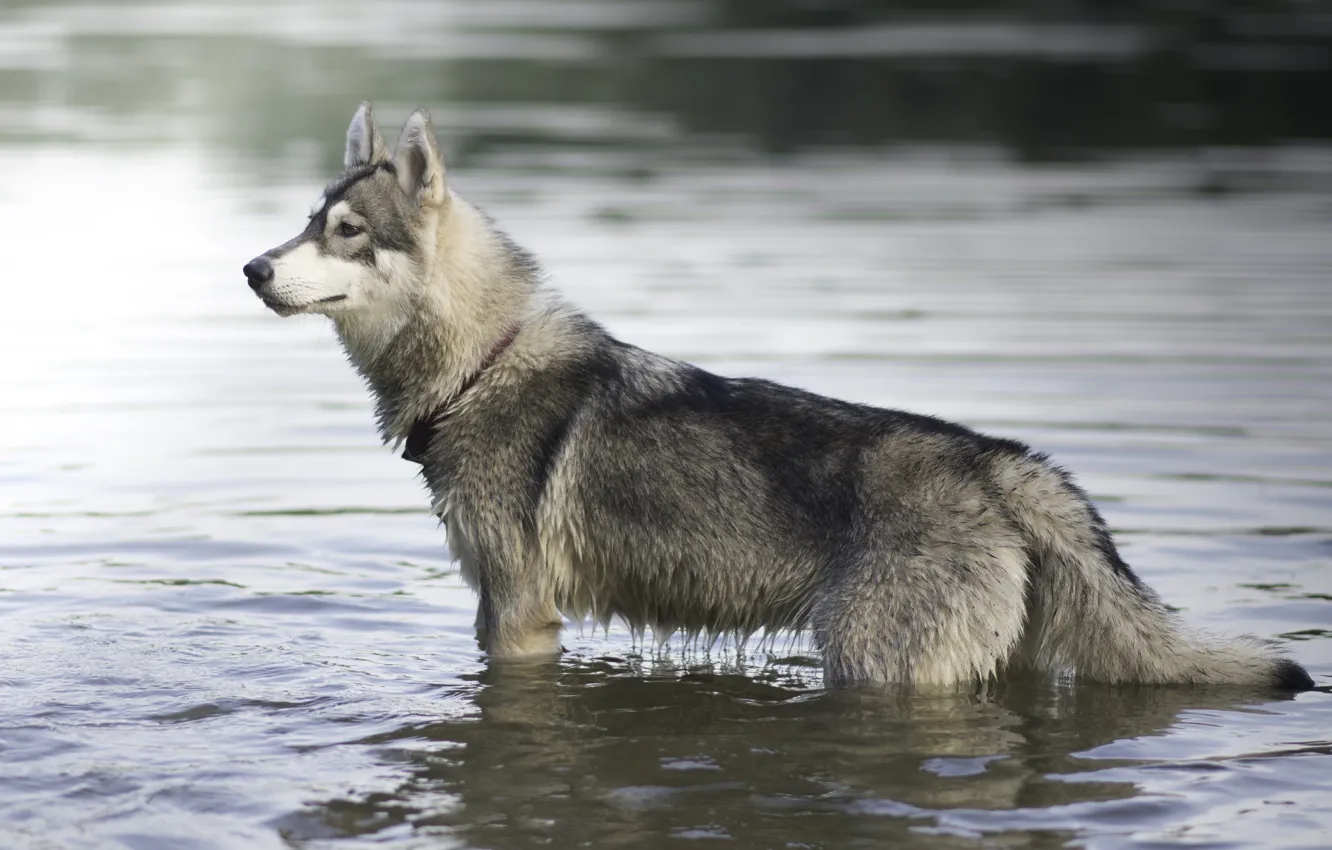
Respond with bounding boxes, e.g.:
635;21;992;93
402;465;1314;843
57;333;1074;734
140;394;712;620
243;102;446;318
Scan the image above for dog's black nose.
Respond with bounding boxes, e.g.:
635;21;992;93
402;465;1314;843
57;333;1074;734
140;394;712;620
243;257;274;290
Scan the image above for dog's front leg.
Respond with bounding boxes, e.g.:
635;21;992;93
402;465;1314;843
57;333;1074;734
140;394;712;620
472;603;489;648
475;563;563;660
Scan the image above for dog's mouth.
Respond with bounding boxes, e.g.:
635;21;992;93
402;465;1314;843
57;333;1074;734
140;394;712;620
258;294;300;317
259;293;348;317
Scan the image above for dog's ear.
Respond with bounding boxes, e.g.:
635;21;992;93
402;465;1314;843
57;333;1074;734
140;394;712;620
393;108;446;207
345;101;388;170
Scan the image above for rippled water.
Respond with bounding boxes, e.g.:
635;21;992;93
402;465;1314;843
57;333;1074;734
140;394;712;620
2;3;1331;849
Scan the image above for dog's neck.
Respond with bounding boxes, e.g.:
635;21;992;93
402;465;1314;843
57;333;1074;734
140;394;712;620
399;322;521;464
331;193;539;445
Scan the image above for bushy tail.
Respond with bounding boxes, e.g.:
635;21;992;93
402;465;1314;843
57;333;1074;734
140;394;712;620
999;456;1313;690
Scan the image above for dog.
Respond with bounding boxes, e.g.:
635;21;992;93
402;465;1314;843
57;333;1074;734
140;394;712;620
242;102;1313;690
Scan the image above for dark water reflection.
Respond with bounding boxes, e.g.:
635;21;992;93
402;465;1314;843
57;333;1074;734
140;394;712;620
1;2;1331;849
282;661;1320;848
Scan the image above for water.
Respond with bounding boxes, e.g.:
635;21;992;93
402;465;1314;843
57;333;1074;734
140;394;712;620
2;2;1331;848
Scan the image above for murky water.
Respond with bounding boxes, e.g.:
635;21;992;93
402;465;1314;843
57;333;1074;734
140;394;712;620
2;3;1331;848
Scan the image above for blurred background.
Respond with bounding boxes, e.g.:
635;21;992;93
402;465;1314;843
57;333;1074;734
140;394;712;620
1;2;1331;849
2;0;1329;161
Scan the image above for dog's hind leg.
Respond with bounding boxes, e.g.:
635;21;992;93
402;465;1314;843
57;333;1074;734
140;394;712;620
812;538;1029;688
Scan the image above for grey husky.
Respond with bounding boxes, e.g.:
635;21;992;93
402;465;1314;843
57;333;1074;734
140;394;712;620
243;103;1312;690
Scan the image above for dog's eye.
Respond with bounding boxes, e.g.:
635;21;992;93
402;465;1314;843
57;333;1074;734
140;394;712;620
338;221;364;238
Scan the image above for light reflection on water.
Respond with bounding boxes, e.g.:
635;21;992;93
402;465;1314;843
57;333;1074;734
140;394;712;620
1;2;1331;848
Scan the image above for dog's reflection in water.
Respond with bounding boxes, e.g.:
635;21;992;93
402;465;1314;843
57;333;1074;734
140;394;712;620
278;656;1302;847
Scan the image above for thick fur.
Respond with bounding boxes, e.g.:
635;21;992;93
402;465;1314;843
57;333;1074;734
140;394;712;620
243;103;1314;691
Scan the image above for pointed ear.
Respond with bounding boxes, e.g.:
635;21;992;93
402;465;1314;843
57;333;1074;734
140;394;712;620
345;101;387;170
393;108;446;207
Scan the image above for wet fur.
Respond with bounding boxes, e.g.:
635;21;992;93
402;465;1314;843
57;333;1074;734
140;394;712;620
244;103;1314;691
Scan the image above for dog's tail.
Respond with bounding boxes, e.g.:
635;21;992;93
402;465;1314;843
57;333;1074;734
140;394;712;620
997;453;1314;689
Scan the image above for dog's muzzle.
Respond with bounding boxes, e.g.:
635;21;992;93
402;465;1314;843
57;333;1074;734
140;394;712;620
243;256;274;291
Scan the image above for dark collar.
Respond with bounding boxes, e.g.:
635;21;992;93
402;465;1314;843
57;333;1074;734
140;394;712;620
402;325;521;465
